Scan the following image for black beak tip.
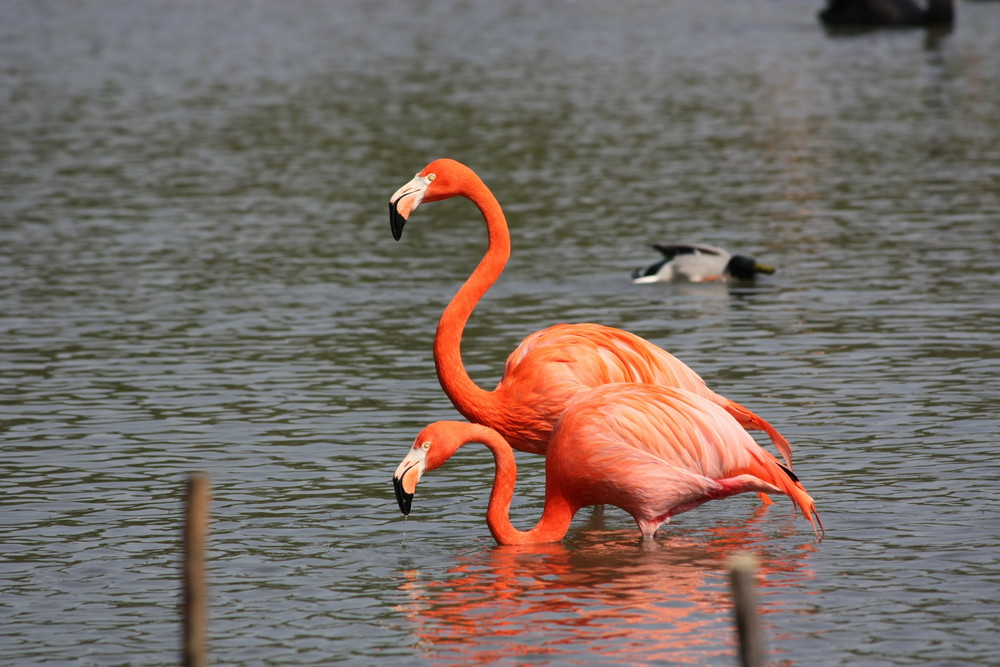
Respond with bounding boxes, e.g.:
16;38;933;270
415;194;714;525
393;476;413;516
389;202;407;242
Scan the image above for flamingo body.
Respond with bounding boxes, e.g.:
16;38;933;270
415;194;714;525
393;384;822;545
389;159;793;467
485;322;719;455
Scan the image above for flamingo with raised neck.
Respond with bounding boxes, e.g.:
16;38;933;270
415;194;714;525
388;159;795;469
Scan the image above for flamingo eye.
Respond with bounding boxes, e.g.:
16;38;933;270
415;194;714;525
420;441;431;450
426;173;436;182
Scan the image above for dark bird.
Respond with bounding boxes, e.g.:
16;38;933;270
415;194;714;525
819;0;954;26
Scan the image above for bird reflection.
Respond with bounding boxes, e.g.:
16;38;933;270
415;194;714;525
394;508;817;664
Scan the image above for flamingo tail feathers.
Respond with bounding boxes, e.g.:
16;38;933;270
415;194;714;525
722;399;795;470
774;462;824;539
732;456;824;540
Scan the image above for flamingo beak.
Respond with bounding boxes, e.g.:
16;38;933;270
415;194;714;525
392;474;413;515
388;173;433;241
392;448;427;515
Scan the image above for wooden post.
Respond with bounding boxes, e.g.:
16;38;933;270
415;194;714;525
183;474;211;667
728;553;764;667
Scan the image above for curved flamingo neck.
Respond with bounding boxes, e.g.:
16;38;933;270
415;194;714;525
434;177;511;424
468;425;575;545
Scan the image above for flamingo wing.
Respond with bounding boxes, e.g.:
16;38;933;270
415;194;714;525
503;323;709;392
490;323;717;453
546;384;820;536
493;323;793;467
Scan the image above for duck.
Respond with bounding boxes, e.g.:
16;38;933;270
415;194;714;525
631;244;776;284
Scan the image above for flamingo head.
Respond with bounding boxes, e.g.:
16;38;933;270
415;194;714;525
391;421;478;515
392;439;430;515
388;159;477;241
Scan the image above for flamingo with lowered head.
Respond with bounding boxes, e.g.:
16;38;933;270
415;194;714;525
389;159;795;468
393;383;822;545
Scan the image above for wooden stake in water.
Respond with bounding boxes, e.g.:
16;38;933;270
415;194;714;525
183;474;211;667
728;553;764;667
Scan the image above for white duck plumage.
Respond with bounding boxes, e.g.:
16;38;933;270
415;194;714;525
631;243;775;284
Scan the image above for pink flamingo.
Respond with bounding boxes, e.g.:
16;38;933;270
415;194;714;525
393;383;822;545
389;159;794;468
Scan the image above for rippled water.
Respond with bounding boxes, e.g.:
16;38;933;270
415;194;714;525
2;0;999;664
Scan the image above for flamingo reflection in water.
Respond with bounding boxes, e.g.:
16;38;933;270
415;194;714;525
393;513;818;665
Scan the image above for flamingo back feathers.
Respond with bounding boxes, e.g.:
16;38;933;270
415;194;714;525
546;384;821;536
505;323;709;390
497;323;794;466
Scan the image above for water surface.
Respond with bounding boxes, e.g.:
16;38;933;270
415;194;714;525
2;0;999;664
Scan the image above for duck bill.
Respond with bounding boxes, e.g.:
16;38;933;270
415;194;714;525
392;448;427;515
755;263;776;275
388;173;433;241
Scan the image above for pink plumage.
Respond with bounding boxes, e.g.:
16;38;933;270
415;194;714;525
388;159;794;467
393;383;822;545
